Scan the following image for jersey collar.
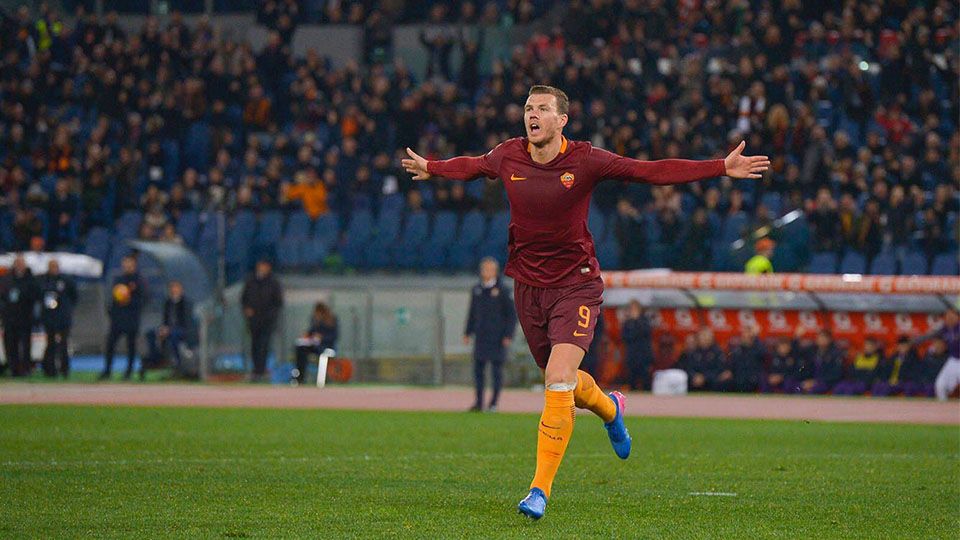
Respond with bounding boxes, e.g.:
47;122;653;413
526;135;568;156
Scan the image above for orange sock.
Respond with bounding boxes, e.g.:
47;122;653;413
530;388;575;498
574;370;616;423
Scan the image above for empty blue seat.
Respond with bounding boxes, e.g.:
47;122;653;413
421;211;459;268
255;210;284;246
588;207;607;242
116;211;142;239
760;192;783;217
395;212;431;268
479;211;510;264
284;211;313;239
868;252;897;275
596;238;621;269
176;210;200;248
839;251;866;274
302;237;331;267
900;251;928;276
930;253;959;276
366;210;402;268
277;236;302;269
83;227;111;263
449;211;487;269
341;210;374;267
720;212;748;243
808;252;838;274
313;212;340;244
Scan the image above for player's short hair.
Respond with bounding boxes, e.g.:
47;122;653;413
528;85;569;115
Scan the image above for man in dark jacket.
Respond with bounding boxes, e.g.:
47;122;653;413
797;329;844;394
101;255;146;380
40;259;77;378
761;337;801;393
621;299;654;390
464;257;516;411
871;336;916;397
679;328;728;391
728;324;766;392
1;255;39;376
293;302;338;385
145;280;192;376
241;259;284;382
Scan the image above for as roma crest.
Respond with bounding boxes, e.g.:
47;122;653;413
560;172;575;189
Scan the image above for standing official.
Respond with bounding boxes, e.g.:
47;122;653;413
100;255;146;380
1;255;39;377
241;259;284;382
464;257;517;412
40;259;77;378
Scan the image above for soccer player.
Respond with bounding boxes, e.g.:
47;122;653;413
402;85;769;519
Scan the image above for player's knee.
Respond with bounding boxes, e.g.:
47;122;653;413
544;365;577;388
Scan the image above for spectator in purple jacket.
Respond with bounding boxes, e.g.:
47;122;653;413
761;337;801;393
872;336;917;397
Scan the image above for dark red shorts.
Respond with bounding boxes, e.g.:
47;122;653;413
513;277;604;369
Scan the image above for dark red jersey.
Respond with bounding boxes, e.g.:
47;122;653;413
427;136;726;288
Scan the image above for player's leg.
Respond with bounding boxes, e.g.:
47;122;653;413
547;278;630;458
519;343;580;520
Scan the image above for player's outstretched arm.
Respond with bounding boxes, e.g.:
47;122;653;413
401;146;501;181
592;140;769;185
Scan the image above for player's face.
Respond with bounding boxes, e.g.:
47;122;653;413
524;94;567;147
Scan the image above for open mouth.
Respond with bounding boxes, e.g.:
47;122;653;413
529;122;541;134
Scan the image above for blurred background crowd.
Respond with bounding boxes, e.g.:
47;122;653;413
0;0;957;282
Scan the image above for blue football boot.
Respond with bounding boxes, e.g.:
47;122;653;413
517;487;547;520
604;391;632;459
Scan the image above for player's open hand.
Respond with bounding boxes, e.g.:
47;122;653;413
401;147;431;181
724;141;770;179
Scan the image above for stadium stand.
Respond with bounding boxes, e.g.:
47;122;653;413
0;1;956;287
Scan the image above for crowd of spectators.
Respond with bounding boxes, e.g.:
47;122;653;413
0;1;957;275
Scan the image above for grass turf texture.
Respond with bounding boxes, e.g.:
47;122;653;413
1;405;956;539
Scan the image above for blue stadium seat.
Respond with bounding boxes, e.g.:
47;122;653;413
596;238;621;269
839;251;867;274
478;211;510;266
930;253;959;276
448;211;486;269
225;221;255;279
760;192;783;217
341;210;374;268
900;251;928;276
644;213;661;243
82;227;111;264
283;211;313;239
421;211;459;268
808;252;838;274
395;212;430;268
868;252;897;275
255;210;284;246
588;206;607;242
176;210;200;248
720;212;748;243
277;236;303;269
116;211;142;239
366;210;402;268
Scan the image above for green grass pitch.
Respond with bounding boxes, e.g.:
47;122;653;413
1;405;956;539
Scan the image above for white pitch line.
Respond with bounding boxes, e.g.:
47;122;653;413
689;492;738;497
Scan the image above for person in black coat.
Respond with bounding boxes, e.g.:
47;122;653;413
241;259;284;382
728;324;766;392
145;280;193;376
39;259;77;378
464;257;516;411
797;329;844;394
679;328;729;391
621;299;654;390
293;302;338;385
101;254;146;380
1;255;39;377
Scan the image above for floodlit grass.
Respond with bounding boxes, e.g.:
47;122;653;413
1;405;956;538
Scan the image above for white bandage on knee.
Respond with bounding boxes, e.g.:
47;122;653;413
546;381;577;392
